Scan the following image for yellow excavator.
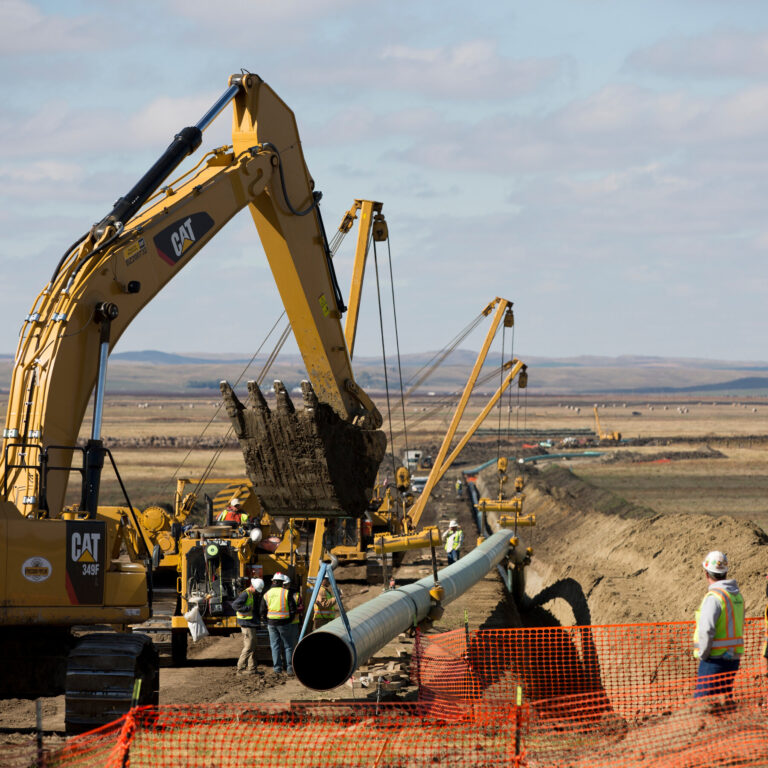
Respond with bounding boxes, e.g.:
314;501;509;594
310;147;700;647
593;405;621;443
0;72;385;731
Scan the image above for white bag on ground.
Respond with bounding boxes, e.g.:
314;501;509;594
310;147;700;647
184;604;209;642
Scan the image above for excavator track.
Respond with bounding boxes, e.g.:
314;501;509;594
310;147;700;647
221;380;386;517
65;633;159;735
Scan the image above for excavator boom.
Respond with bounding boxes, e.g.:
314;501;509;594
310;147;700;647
2;73;385;520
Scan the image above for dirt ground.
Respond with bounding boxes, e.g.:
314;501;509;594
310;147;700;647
486;460;768;628
4;397;768;743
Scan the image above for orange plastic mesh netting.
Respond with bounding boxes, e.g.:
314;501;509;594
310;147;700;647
46;701;519;768
413;618;768;766
45;619;768;768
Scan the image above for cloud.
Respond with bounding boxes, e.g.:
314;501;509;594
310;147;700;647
378;40;564;98
0;93;221;158
626;28;768;80
365;82;768;176
0;0;105;54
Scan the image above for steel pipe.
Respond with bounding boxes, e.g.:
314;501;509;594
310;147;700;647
292;529;515;690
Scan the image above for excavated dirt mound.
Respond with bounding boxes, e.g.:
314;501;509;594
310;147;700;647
479;464;768;626
599;447;726;463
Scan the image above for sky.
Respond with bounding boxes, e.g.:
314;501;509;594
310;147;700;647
1;0;767;362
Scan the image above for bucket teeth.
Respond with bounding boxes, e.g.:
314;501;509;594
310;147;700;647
220;379;386;517
273;380;295;414
247;380;269;411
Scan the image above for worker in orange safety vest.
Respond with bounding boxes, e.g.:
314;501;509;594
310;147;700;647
216;497;249;525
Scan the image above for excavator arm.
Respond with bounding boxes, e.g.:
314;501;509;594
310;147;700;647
1;73;384;520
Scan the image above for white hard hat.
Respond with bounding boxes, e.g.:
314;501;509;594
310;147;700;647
251;578;264;592
449;519;458;528
249;527;263;543
230;497;241;506
272;572;289;583
703;550;728;575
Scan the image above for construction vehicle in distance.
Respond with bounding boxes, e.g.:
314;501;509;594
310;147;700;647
0;72;386;731
593;405;621;443
403;449;434;473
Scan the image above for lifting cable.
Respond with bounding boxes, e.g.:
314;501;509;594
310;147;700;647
495;322;507;468
385;233;410;469
168;205;354;498
371;237;398;481
390;362;512;442
403;312;486;399
186;317;293;499
166;311;286;495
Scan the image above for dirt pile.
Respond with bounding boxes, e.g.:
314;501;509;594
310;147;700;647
599;447;726;463
479;463;768;626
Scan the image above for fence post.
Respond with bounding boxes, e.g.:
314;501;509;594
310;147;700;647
35;699;43;768
114;711;136;768
514;685;523;765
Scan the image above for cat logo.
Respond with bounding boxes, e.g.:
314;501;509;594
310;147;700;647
65;521;106;604
154;212;214;265
71;531;101;563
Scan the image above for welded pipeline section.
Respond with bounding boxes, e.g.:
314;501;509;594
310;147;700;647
292;529;515;690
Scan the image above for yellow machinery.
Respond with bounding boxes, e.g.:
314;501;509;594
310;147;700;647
319;298;529;575
593;405;621;443
0;73;386;731
477;458;534;529
390;299;527;538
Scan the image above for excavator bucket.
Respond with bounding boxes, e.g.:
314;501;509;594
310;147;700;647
220;380;386;518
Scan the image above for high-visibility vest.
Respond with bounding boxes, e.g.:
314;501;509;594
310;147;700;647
291;591;303;624
763;604;768;659
693;586;744;658
313;587;336;620
265;587;291;620
445;529;463;553
236;591;254;621
217;507;247;524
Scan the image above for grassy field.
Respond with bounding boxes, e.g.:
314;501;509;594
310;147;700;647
5;391;763;516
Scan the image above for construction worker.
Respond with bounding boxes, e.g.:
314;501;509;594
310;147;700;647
217;497;249;525
288;577;304;647
443;520;464;565
260;573;296;676
693;550;744;698
762;573;768;676
231;577;264;674
455;478;463;498
312;577;338;630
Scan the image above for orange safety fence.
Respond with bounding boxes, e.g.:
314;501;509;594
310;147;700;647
413;617;768;766
44;701;520;768
41;618;768;768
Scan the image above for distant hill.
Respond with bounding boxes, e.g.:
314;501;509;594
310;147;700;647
3;350;768;396
602;376;768;395
111;350;254;365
